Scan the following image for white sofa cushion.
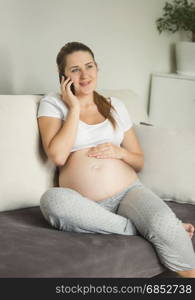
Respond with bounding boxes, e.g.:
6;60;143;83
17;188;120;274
0;95;56;212
135;124;195;205
0;90;147;212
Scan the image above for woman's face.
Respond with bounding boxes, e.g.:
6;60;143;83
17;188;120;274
64;51;98;96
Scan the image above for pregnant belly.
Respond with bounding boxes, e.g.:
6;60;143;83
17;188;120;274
59;147;138;201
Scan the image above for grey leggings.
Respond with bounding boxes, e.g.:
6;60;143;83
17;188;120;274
40;179;195;272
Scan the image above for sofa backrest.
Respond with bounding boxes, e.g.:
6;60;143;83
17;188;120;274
0;90;148;212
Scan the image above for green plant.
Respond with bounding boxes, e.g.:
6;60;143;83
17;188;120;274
156;0;195;42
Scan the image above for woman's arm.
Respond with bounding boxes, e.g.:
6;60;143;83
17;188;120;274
121;127;144;172
38;106;80;166
38;77;81;166
48;106;80;165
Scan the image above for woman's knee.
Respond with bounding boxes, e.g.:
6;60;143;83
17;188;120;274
40;187;86;231
40;187;80;208
40;187;81;225
145;207;179;242
121;186;179;242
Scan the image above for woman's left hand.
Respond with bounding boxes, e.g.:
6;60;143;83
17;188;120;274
87;143;125;159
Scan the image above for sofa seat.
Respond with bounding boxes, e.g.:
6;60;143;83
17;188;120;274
0;201;194;278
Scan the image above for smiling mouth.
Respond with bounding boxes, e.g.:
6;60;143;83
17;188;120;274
79;81;91;87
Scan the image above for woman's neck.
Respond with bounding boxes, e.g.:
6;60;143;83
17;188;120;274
77;92;95;108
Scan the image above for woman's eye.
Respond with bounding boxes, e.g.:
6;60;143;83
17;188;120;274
71;65;93;73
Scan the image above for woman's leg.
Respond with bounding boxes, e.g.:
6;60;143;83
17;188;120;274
117;180;195;275
39;186;137;235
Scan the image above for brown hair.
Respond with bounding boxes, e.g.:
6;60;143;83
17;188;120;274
56;41;117;129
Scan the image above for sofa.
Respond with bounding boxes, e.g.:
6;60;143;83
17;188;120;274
0;89;194;278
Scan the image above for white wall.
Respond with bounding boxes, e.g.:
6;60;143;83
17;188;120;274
0;0;183;108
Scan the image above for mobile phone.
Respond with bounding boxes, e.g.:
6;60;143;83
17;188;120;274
60;73;75;95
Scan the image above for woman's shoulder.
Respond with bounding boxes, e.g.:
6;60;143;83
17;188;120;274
37;92;68;120
41;92;65;105
42;92;68;110
109;96;126;111
109;96;124;105
109;96;133;130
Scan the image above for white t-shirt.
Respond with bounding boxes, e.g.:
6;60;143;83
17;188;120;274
37;92;133;152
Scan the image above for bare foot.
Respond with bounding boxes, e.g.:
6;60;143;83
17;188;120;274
183;223;194;239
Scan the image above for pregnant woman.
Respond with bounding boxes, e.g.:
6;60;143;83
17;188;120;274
37;41;195;277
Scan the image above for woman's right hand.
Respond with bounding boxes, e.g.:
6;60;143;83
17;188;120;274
60;76;80;110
